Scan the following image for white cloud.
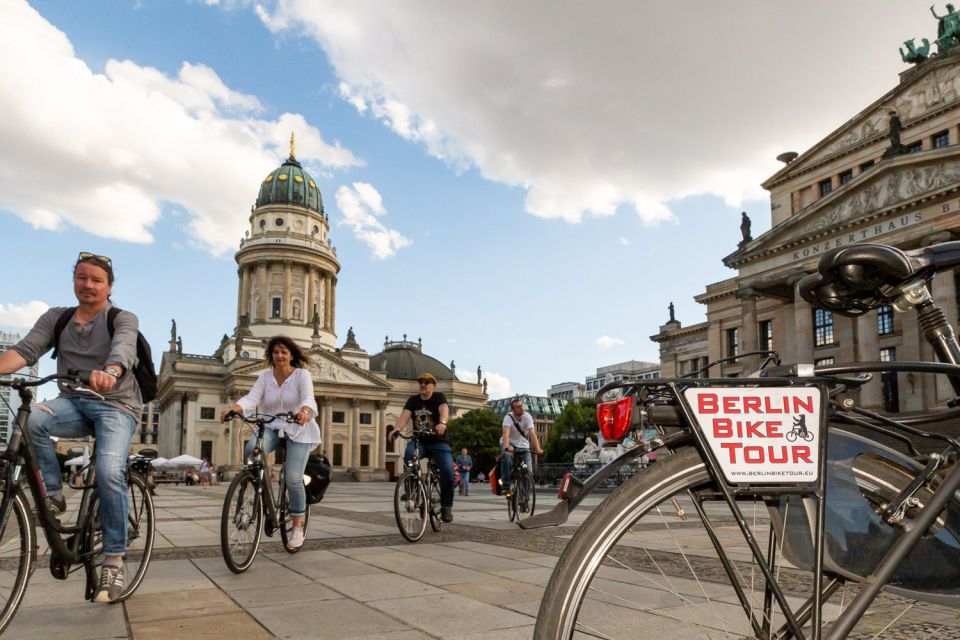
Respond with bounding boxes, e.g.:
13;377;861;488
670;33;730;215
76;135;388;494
0;301;50;329
458;367;511;399
253;1;931;224
0;0;362;255
335;183;411;259
617;237;630;246
595;336;624;349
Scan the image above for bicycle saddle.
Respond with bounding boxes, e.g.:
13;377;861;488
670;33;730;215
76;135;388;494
796;242;960;316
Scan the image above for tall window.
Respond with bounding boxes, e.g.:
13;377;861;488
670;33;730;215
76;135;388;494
814;309;834;346
933;129;951;149
271;297;282;318
359;413;372;425
880;347;896;362
759;320;773;352
838;169;854;186
360;444;370;467
332;411;345;423
818;178;833;198
727;328;739;357
332;443;343;466
877;305;894;336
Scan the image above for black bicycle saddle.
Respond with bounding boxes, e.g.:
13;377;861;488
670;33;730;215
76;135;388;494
796;243;931;316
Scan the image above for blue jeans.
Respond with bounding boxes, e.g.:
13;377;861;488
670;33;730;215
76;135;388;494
245;430;312;516
404;441;455;508
458;471;470;495
500;449;532;493
28;396;137;556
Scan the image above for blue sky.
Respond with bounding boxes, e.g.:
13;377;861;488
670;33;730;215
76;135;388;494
0;1;938;398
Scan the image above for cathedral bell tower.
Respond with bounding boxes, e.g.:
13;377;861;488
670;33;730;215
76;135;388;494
234;134;339;349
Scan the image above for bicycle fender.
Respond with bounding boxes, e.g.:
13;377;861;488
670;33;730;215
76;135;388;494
518;430;691;529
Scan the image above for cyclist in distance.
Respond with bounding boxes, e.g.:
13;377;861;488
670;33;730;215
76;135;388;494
221;335;319;550
500;398;544;498
0;252;141;603
390;373;455;523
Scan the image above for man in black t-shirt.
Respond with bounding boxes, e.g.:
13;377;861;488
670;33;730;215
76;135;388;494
391;373;455;522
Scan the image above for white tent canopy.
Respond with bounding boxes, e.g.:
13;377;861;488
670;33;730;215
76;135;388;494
65;447;90;467
166;454;203;467
149;457;170;469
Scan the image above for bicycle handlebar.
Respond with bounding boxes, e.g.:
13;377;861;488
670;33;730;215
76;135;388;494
222;411;298;425
0;369;92;389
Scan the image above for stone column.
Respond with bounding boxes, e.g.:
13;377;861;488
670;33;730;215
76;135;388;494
793;288;814;364
900;311;923;412
239;266;251;321
856;313;882;408
282;261;292;321
376;401;387;469
256;262;268;321
737;288;760;373
323;275;332;330
304;267;314;326
235;267;244;320
322;397;334;459
350;399;361;468
330;277;337;333
933;269;959;401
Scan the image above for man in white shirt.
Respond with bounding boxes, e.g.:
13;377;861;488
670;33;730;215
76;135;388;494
500;398;543;497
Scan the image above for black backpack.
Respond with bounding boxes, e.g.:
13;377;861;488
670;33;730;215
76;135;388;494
304;453;332;504
51;306;158;404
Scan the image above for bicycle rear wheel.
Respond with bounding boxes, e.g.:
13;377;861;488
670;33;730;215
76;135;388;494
394;472;427;543
220;470;263;573
0;487;34;634
279;481;310;553
428;471;443;532
507;478;518;522
86;472;156;601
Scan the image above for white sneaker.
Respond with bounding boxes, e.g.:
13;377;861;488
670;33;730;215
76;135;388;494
287;527;305;549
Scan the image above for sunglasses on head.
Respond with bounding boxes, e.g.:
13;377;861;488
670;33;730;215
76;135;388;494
77;251;112;267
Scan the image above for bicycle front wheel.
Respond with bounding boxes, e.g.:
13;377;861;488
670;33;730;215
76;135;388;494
220;471;263;573
394;472;427;543
521;472;536;518
537;446;809;639
428;472;443;532
279;482;310;553
0;487;34;634
87;472;156;601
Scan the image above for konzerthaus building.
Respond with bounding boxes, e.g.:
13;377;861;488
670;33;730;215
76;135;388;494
156;140;487;479
654;28;960;416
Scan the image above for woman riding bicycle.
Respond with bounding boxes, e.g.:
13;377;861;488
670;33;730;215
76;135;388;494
221;335;319;550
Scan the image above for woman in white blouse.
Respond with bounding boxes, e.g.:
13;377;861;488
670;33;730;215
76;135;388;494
221;336;320;549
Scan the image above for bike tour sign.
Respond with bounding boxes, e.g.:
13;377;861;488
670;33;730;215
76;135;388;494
683;387;822;484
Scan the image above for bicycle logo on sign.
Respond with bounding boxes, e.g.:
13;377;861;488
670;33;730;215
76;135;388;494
787;415;815;442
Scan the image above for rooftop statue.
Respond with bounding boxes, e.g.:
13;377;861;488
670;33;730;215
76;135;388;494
738;211;752;247
900;37;931;63
932;3;960;50
668;301;676;323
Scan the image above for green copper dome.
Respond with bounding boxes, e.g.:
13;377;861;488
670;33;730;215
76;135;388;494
255;156;324;214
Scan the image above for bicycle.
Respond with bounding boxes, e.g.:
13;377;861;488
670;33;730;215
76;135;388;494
504;450;537;523
786;416;815;442
0;371;155;634
392;427;444;543
220;411;311;573
526;240;960;639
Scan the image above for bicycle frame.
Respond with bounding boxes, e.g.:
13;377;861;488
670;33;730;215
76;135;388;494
237;419;293;535
1;383;100;567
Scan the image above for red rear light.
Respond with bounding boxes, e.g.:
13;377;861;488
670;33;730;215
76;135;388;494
597;396;634;442
558;472;571;500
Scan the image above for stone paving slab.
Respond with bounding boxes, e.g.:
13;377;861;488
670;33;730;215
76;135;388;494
6;481;956;639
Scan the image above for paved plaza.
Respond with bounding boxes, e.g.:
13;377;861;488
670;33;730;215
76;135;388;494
7;480;958;639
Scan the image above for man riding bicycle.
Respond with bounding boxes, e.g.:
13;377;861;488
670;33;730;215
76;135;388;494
500;398;543;498
0;252;141;603
390;373;455;523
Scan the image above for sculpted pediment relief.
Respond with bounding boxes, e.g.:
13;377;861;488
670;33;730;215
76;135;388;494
800;160;960;235
778;60;960;177
307;352;389;388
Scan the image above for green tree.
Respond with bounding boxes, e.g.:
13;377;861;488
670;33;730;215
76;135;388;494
448;408;503;478
544;398;598;463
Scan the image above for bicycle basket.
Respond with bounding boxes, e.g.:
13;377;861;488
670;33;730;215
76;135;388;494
304;453;332;505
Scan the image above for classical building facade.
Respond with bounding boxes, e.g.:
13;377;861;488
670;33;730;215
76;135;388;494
0;331;37;444
548;381;586;402
489;394;567;443
654;40;960;415
157;142;487;479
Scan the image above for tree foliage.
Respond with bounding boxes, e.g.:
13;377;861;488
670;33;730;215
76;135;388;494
544;398;598;463
448;408;503;476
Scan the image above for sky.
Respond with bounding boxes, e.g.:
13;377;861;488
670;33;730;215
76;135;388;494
0;0;941;399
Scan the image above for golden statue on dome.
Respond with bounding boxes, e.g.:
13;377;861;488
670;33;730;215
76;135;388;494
289;131;296;159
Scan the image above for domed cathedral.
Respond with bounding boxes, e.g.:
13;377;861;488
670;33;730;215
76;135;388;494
156;136;487;480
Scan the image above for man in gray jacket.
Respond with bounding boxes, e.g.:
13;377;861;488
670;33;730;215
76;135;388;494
0;252;141;603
